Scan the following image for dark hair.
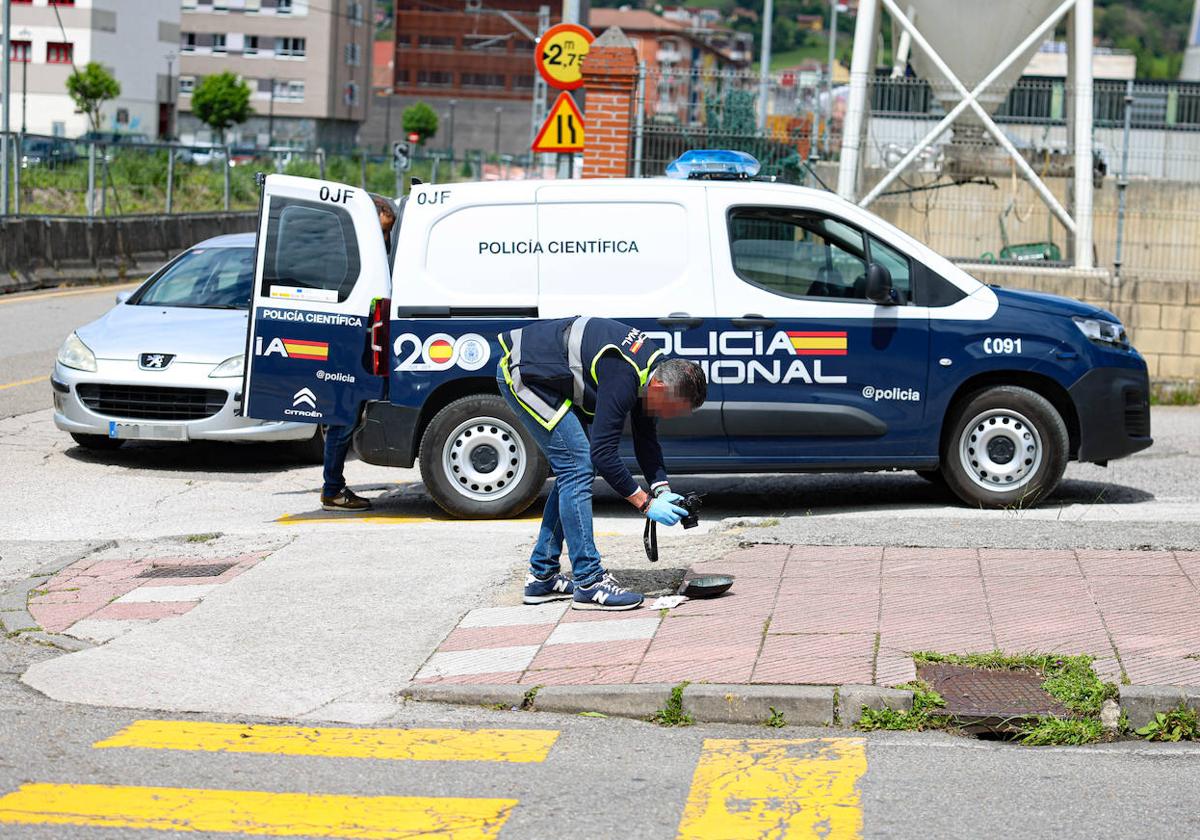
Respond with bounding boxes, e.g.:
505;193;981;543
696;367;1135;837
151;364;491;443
653;358;707;409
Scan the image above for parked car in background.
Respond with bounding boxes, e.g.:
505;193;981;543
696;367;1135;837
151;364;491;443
20;136;78;168
76;130;151;146
51;233;325;460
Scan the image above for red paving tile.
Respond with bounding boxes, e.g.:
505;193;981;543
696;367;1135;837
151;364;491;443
414;671;523;685
760;633;876;660
880;631;996;653
687;560;785;579
993;632;1114;657
28;603;107;633
1077;551;1183;577
29;583;137;605
438;624;556;652
882;559;981;577
883;547;980;563
875;654;918;686
979;551;1081;577
753;656;873;685
634;658;755;684
1121;657;1200;686
559;607;651;623
88;602;196;621
770;598;879;635
1103;612;1200;636
783;559;881;578
521;665;638;685
1108;635;1200;657
788;546;884;562
528;640;649;670
1088;581;1200;614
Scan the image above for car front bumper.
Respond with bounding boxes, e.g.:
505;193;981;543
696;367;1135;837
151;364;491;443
1068;363;1153;463
51;360;314;443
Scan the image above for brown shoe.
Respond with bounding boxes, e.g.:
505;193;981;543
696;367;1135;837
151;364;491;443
321;488;373;512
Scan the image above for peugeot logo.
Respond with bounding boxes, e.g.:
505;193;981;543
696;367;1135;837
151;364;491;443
292;387;317;409
139;353;175;370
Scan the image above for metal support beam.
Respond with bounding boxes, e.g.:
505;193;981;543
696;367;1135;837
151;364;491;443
757;0;774;132
1071;0;1094;268
836;0;879;198
860;0;1076;208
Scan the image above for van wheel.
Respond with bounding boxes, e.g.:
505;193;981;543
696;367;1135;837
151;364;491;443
419;394;548;519
940;386;1068;509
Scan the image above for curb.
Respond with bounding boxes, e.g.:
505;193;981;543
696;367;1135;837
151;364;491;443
1118;685;1200;730
402;682;912;728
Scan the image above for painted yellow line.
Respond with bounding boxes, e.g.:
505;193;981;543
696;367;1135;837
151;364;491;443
0;783;516;839
0;282;139;306
0;375;46;391
676;738;867;840
95;720;559;763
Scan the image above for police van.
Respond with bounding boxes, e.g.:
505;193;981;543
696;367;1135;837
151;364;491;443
241;151;1152;517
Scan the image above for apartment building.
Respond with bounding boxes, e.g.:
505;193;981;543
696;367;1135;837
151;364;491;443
1;0;179;138
177;0;371;149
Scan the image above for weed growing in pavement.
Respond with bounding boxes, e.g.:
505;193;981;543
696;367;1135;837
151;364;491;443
1150;383;1200;406
482;703;511;712
765;707;786;728
855;680;950;732
185;533;221;543
651;682;694;727
520;686;542;711
1017;717;1106;746
1136;707;1200;742
578;711;608;718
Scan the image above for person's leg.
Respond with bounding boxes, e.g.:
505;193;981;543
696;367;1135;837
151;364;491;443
540;412;603;586
321;423;369;510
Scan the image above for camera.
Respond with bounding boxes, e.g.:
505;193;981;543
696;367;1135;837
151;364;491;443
678;492;703;529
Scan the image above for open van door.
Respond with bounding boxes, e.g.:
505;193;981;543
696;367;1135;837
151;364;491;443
242;174;390;427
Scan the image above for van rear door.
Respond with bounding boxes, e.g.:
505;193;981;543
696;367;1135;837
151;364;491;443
242;175;390;426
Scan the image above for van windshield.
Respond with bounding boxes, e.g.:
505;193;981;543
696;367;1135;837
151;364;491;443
135;247;255;309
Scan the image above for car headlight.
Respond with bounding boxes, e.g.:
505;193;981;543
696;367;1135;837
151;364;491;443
56;332;97;372
209;354;245;378
1073;316;1129;349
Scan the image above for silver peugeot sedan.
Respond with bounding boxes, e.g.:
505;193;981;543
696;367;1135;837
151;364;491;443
51;232;323;458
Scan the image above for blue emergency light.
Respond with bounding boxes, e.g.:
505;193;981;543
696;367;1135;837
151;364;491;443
665;149;761;180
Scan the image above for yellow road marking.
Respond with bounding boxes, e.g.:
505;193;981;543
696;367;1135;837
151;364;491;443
0;282;139;306
676;738;867;840
0;783;515;839
95;720;559;763
0;375;46;391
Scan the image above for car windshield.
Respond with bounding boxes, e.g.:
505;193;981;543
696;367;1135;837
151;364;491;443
136;247;254;309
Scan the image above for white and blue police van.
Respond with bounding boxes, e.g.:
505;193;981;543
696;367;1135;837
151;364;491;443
240;151;1151;517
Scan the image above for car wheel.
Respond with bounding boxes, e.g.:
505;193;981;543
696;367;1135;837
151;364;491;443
419;394;548;519
940;386;1068;509
292;425;326;464
70;433;124;451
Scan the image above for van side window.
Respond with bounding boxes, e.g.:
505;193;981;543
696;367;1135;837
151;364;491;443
261;197;361;303
866;235;912;300
729;208;878;301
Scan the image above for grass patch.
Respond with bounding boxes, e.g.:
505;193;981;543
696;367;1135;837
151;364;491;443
185;533;221;543
1136;707;1200;742
651;682;694;727
1016;717;1105;746
765;707;787;728
856;680;950;732
520;685;541;711
1150;382;1200;406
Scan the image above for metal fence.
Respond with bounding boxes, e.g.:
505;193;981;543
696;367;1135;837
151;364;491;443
0;133;558;218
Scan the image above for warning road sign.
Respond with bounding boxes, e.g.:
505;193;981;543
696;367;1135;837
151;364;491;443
535;23;594;91
531;92;585;153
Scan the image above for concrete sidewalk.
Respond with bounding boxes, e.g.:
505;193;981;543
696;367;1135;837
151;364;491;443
414;544;1200;689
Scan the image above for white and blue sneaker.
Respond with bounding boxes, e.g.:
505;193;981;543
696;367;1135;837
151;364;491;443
572;573;644;611
523;572;574;605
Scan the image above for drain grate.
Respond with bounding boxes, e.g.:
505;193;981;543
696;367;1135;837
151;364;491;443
918;663;1071;720
136;563;235;579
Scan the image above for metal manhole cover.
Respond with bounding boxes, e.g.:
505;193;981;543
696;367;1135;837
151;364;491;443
918;663;1070;720
136;563;235;579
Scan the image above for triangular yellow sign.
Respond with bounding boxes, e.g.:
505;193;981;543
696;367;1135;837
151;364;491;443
532;92;585;153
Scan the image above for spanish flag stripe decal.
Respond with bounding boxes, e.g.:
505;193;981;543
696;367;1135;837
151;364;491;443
787;330;848;356
282;339;329;360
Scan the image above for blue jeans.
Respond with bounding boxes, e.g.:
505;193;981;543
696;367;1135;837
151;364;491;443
496;367;603;586
322;424;357;498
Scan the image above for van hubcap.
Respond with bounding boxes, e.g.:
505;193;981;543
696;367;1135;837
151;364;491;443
442;416;526;502
958;408;1042;493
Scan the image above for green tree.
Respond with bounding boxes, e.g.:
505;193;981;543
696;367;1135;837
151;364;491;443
402;102;439;145
191;72;252;145
66;63;121;133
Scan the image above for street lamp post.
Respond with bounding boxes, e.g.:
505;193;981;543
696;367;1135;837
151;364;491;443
164;51;175;140
448;98;456;158
824;0;839;154
19;28;29;135
3;0;13;216
493;106;501;158
268;76;275;147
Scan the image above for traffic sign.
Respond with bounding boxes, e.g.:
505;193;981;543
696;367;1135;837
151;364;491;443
531;92;585;153
534;23;594;91
391;141;411;172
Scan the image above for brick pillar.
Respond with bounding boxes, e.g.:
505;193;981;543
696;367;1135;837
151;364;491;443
581;27;639;179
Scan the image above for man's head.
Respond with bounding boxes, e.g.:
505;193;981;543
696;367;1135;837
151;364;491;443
643;359;707;420
371;194;396;237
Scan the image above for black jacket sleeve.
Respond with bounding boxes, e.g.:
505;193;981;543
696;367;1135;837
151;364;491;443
588;355;668;498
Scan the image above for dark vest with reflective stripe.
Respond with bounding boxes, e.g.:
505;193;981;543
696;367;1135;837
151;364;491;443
499;317;665;429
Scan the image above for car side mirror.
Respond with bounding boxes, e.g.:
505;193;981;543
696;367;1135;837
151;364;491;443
115;290;133;304
865;263;896;305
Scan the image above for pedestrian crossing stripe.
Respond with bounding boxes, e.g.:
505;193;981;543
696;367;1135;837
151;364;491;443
676;738;867;840
0;783;516;839
95;720;560;763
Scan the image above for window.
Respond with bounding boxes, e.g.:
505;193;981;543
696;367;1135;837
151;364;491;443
137;248;256;310
49;0;75;5
416;70;453;87
418;35;455;49
462;72;505;88
46;42;73;64
245;35;259;55
512;74;534;89
276;0;293;13
343;81;359;106
261;198;360;304
729;207;912;302
182;32;197;52
347;1;364;24
275;36;305;57
866;235;911;299
344;42;360;66
9;41;31;63
212;33;227;54
274;79;304;101
179;76;196;94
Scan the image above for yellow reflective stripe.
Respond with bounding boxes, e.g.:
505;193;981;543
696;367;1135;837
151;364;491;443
498;331;568;431
94;721;560;763
0;783;516;839
588;344;659;388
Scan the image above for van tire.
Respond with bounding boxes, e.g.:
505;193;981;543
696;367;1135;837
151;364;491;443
419;394;548;519
940;385;1068;509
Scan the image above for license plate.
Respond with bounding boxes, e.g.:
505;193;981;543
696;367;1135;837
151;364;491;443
108;421;189;442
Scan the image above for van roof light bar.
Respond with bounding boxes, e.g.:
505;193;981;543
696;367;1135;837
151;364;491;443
666;149;762;180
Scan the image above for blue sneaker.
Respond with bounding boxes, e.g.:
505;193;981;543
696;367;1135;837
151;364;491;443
523;572;574;604
572;573;644;611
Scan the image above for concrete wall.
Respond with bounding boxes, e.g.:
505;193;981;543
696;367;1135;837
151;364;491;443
360;91;534;157
0;212;256;294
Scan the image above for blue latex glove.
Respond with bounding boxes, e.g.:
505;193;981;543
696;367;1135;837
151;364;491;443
658;491;685;505
646;496;688;526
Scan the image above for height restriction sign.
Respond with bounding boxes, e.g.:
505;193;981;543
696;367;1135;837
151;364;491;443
531;92;585;153
535;23;594;91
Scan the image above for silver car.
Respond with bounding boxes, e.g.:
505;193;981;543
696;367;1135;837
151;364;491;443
51;233;323;458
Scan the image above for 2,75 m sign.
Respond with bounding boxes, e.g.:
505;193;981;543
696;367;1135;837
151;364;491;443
534;23;594;91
